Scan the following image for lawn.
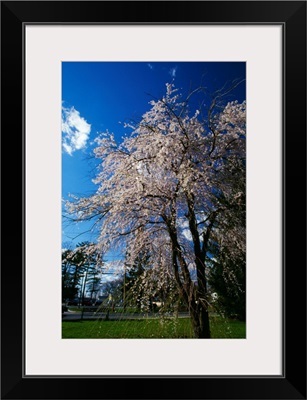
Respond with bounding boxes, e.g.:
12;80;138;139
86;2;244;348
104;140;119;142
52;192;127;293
62;315;246;339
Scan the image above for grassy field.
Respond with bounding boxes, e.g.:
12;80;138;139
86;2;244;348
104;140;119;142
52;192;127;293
62;315;246;339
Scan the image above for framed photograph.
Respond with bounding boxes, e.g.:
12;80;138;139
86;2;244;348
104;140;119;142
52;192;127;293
1;1;306;399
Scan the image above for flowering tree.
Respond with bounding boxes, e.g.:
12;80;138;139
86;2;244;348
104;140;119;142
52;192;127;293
123;238;179;313
65;83;246;338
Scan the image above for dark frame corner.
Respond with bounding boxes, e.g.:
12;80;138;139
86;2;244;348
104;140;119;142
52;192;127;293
1;1;306;399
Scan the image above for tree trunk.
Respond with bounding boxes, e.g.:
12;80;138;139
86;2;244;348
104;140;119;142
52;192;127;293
189;304;211;338
166;213;211;338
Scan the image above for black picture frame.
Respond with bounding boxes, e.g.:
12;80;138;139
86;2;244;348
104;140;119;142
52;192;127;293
1;1;306;399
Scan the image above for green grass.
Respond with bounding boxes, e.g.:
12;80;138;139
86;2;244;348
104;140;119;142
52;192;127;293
62;315;246;339
210;315;246;338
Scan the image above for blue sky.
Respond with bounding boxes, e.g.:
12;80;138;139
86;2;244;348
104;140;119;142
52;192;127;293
62;62;246;254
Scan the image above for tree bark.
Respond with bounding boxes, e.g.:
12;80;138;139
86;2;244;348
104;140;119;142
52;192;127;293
164;209;211;339
166;215;211;339
185;194;211;338
189;303;211;338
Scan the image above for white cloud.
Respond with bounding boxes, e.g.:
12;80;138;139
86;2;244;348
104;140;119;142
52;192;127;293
182;229;193;241
178;216;206;242
169;66;177;78
100;260;125;282
178;218;193;241
62;106;91;155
